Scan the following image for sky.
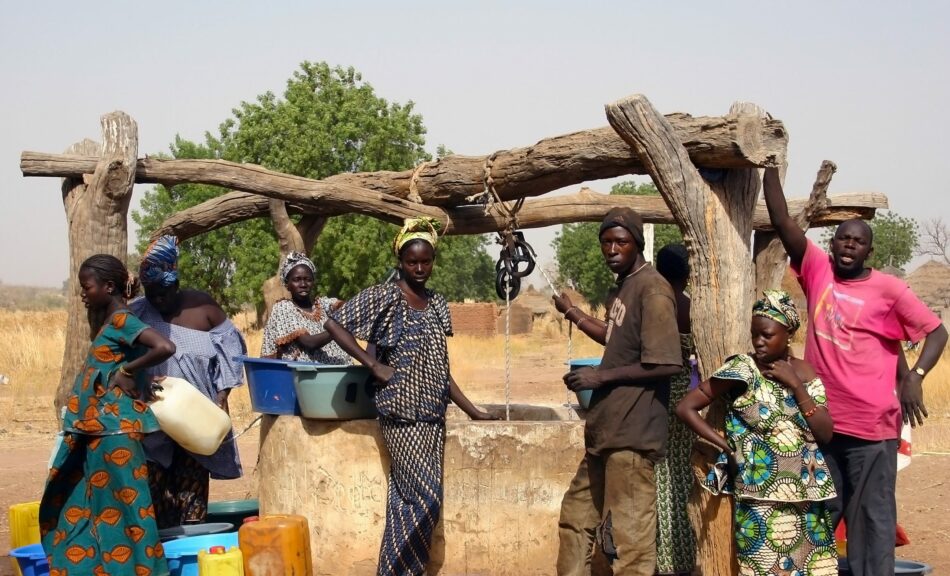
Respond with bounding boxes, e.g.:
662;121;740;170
1;1;948;288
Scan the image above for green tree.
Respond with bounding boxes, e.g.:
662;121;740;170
819;210;918;270
553;181;683;304
134;62;495;314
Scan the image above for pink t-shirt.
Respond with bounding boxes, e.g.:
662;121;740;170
794;239;941;440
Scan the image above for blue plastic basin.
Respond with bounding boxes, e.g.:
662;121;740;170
238;355;306;415
163;532;240;576
568;358;601;409
291;364;378;420
10;543;48;576
158;522;234;542
838;558;932;575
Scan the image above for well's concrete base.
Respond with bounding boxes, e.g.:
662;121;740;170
257;404;586;575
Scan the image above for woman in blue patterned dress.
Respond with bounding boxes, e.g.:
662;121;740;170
325;217;497;576
675;291;838;576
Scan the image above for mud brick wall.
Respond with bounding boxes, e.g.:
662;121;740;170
495;302;533;335
449;302;498;337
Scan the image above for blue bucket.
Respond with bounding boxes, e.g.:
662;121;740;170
568;358;601;409
838;558;932;575
10;544;48;576
163;532;240;576
238;355;307;415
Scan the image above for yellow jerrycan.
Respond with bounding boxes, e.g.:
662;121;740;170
238;514;312;576
198;545;245;575
8;501;40;576
149;376;231;455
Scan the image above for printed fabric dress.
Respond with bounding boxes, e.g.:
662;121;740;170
328;282;453;576
704;354;838;576
40;310;169;576
261;297;350;364
654;333;697;574
131;297;247;528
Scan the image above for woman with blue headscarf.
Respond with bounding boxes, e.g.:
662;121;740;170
131;235;248;528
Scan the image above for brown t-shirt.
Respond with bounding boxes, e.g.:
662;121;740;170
584;266;682;461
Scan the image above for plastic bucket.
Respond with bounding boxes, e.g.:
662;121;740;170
158;522;234;542
837;558;932;575
10;543;48;576
238;356;302;415
163;532;240;576
292;364;378;420
568;358;601;409
206;499;259;532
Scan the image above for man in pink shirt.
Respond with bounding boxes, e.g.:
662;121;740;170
763;167;947;576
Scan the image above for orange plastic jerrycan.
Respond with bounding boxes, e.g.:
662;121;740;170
238;514;312;576
8;501;40;576
198;545;245;575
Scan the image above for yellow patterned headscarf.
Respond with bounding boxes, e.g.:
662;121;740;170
752;289;801;333
392;217;441;257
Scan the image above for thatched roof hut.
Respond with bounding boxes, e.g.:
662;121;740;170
905;260;950;315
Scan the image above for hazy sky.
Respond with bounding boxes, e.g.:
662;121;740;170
2;1;947;287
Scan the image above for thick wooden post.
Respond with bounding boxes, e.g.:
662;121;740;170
606;96;779;575
55;112;138;413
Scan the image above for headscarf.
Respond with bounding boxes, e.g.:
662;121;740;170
392;217;441;257
599;207;645;250
280;252;316;284
752;289;801;333
139;235;179;287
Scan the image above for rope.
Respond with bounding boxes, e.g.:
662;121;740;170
504;270;512;421
407;160;430;203
566;320;575;419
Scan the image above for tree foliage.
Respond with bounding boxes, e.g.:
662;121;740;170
819;210;918;270
552;181;682;304
134;62;494;315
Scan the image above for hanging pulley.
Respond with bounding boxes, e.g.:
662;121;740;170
494;230;536;300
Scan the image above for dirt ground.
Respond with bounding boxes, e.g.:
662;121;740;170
2;355;949;575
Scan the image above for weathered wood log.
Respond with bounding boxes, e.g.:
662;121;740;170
606;95;757;575
149;185;884;243
56;112;138;415
754;161;840;293
21;111;787;208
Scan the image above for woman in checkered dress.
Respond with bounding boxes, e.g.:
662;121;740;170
326;217;497;576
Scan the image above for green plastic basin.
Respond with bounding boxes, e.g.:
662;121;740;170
291;364;378;420
205;499;259;531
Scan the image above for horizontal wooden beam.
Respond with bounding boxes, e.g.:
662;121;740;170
151;186;886;242
21;111;787;208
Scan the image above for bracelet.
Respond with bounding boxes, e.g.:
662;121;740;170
564;306;579;319
118;365;133;378
802;404;820;418
576;317;587;330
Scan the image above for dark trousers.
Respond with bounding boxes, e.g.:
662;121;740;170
823;433;898;576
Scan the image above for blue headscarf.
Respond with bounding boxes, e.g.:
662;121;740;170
139;235;179;287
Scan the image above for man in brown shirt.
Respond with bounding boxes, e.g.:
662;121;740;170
553;207;683;576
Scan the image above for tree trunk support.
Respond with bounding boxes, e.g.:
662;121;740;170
56;112;138;414
606;95;769;575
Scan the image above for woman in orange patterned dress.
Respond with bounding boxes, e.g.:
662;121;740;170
40;254;176;576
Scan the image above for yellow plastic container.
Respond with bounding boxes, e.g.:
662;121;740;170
9;501;41;576
198;545;245;575
238;514;312;575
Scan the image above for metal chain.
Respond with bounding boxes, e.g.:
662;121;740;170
504;270;512;422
